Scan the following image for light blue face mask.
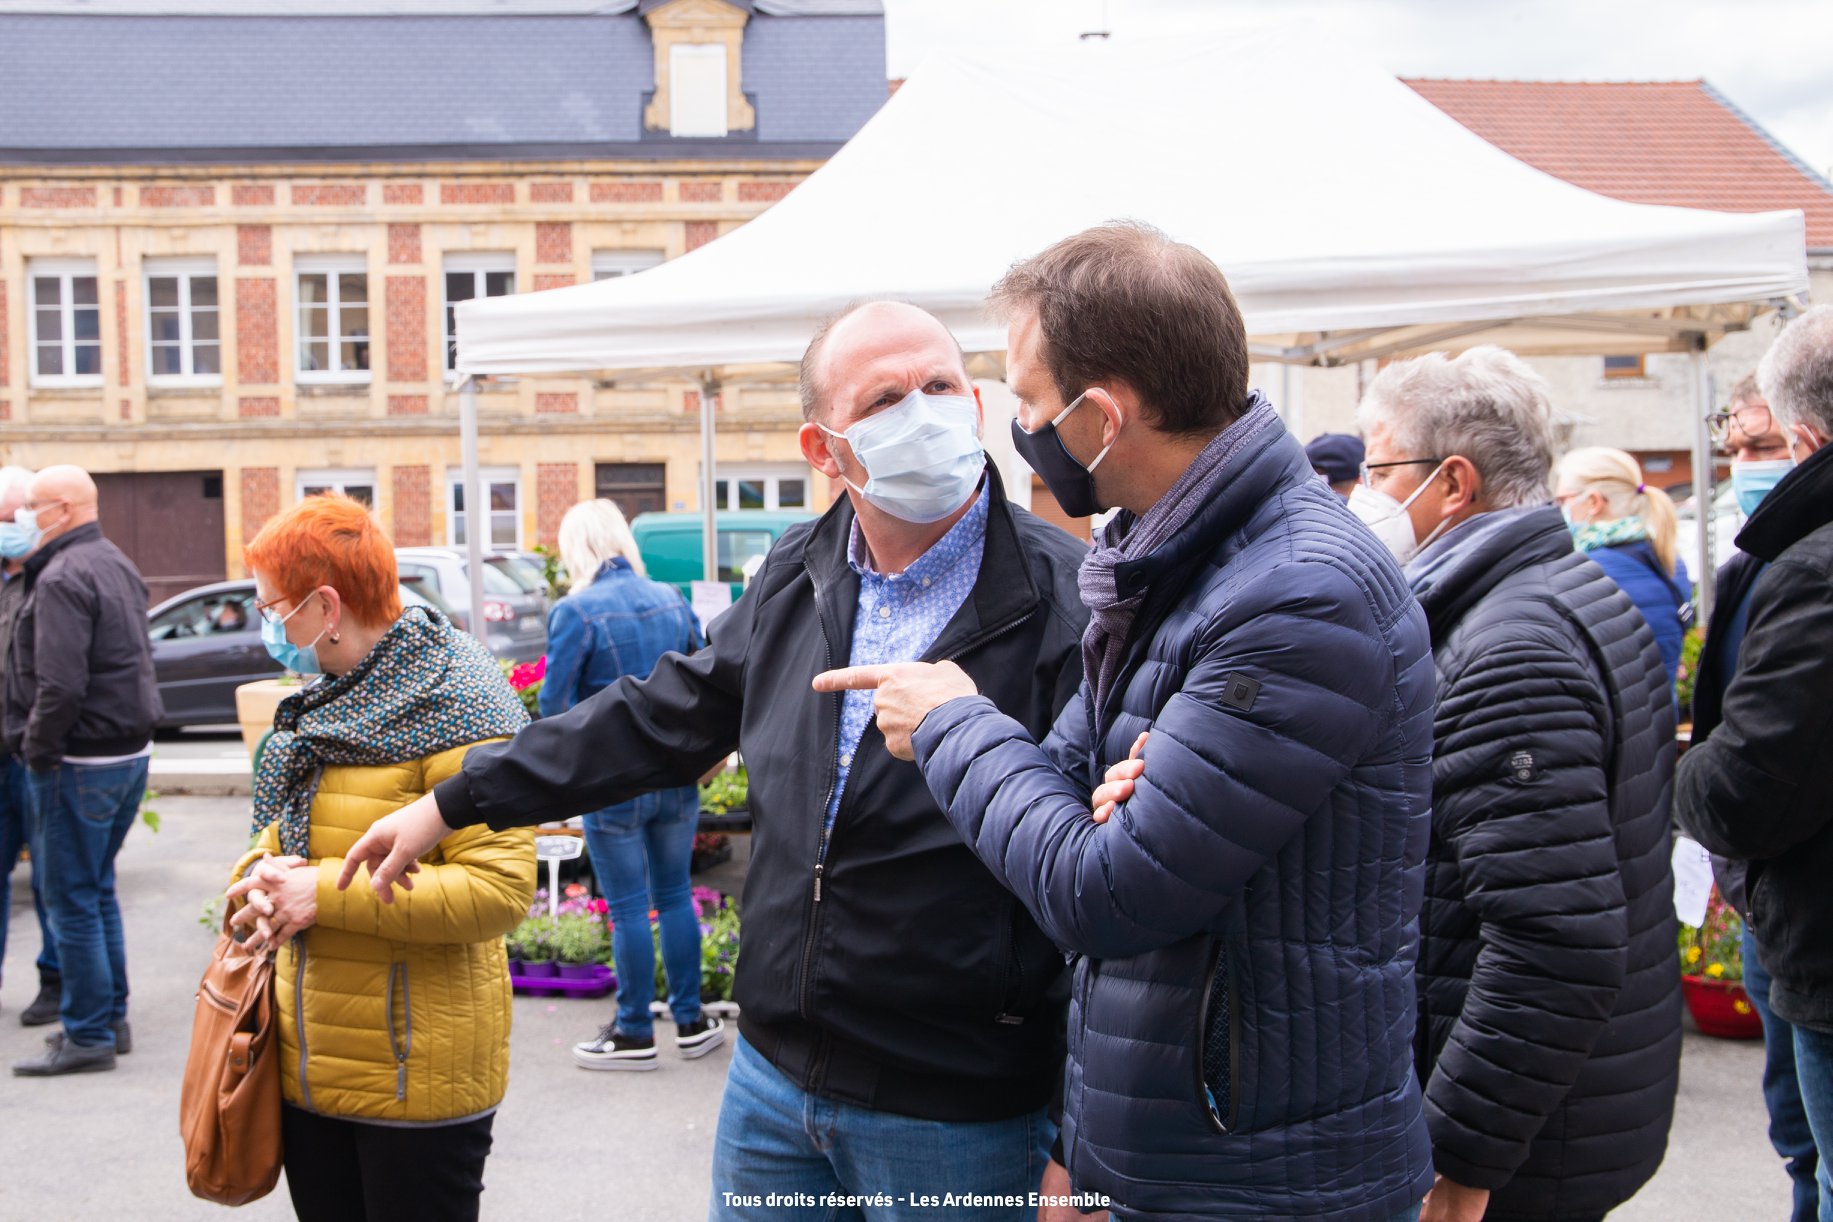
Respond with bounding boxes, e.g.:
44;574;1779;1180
1731;459;1793;518
261;595;327;675
0;521;40;560
819;389;985;524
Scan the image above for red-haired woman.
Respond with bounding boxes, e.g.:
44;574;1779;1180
219;494;533;1221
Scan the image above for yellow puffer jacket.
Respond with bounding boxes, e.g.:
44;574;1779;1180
230;740;535;1124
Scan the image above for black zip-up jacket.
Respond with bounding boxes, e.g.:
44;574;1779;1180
1689;548;1764;914
435;467;1090;1120
1677;441;1833;1033
2;521;162;769
1411;507;1680;1220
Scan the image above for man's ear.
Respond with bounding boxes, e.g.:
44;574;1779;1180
1085;385;1133;448
1792;421;1828;457
1441;455;1484;514
799;420;843;478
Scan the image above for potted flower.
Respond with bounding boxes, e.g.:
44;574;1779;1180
516;914;559;979
1678;888;1761;1039
501;656;546;720
554;912;611;980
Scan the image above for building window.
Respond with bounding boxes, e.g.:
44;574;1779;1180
710;465;809;511
144;258;220;384
669;43;728;137
296;257;370;382
28;259;102;386
443;255;516;373
595;462;667;517
297;469;376;507
1603;354;1646;380
448;467;522;550
591;250;666;281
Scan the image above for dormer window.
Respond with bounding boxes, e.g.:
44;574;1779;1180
644;0;755;137
670;44;729;137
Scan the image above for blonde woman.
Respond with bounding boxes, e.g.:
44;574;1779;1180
537;499;719;1071
1554;447;1693;685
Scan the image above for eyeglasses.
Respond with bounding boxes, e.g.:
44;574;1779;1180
1359;457;1444;488
1706;403;1773;446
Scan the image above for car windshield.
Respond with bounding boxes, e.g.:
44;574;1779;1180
485;555;542;595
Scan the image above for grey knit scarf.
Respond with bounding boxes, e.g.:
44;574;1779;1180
1078;395;1280;718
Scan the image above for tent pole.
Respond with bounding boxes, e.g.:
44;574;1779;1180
1690;345;1716;624
458;375;488;642
701;374;719;585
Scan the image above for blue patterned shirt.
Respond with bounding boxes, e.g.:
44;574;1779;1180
825;483;989;832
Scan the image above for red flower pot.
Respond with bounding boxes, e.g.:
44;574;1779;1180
1682;974;1763;1039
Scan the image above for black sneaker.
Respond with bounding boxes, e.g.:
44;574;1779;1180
20;973;60;1027
572;1023;657;1071
112;1019;132;1055
675;1015;726;1060
12;1031;116;1077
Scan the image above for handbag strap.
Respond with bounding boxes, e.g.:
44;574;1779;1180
1628;545;1696;626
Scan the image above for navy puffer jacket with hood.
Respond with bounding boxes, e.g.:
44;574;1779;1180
913;410;1437;1220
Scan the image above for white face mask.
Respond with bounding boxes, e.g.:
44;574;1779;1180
820;389;985;524
1348;460;1450;564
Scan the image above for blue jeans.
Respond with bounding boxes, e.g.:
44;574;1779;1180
1747;928;1821;1222
1793;1023;1833;1222
28;757;147;1047
709;1034;1052;1221
1;756;58;984
582;787;702;1037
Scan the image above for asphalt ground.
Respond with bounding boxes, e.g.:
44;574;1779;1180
0;791;1795;1221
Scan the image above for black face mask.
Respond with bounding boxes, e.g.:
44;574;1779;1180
1010;391;1115;518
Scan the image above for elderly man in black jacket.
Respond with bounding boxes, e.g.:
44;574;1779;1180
1677;304;1833;1222
8;465;161;1078
1351;347;1681;1222
340;302;1092;1220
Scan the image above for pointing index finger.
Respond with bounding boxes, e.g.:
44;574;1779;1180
812;665;890;693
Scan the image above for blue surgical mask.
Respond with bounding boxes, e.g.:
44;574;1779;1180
0;521;40;560
260;596;327;675
819;390;985;524
1731;459;1792;518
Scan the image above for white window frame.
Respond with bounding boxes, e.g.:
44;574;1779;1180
446;465;523;551
707;463;813;511
591;249;666;281
669;43;729;137
296;468;377;507
27;257;104;388
143;256;222;388
295;254;372;384
442;253;516;375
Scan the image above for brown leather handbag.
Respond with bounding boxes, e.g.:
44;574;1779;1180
180;917;284;1205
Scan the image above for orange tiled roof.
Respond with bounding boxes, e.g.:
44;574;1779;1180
1403;78;1833;251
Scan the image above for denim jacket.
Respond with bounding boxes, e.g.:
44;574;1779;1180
538;558;703;719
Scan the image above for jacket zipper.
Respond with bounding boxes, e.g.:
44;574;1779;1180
293;940;314;1112
799;573;845;1025
386;963;414;1102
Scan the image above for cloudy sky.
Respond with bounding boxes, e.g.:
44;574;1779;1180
882;0;1833;177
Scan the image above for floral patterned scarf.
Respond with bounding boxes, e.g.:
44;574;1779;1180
251;605;529;858
1572;515;1649;554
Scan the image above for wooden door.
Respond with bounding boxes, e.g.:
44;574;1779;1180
94;471;228;605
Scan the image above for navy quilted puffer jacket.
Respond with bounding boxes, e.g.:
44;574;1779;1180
1409;507;1681;1220
913;421;1437;1220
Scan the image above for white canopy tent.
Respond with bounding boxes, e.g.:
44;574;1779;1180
452;31;1808;623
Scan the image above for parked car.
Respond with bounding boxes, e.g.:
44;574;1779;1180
147;577;462;728
630;510;815;602
393;546;548;662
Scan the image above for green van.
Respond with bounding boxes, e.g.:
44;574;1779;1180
631;509;816;601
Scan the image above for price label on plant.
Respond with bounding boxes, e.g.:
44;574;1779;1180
1671;835;1714;928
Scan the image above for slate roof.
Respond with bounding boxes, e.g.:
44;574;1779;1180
0;3;885;164
1406;78;1833;251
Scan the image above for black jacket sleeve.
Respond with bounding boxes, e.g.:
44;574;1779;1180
434;569;755;831
22;575;96;768
1675;556;1833;860
1423;621;1629;1190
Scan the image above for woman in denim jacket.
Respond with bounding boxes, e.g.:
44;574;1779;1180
538;499;719;1071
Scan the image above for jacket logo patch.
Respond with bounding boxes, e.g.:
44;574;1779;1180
1220;674;1260;713
1509;750;1536;782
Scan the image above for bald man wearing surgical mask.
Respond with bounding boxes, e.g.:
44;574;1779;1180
7;465;162;1078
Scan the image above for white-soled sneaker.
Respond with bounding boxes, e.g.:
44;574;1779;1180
572;1023;658;1071
675;1015;726;1059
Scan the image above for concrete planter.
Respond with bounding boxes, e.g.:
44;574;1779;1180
234;678;301;756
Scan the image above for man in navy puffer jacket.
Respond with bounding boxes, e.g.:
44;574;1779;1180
821;223;1437;1221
